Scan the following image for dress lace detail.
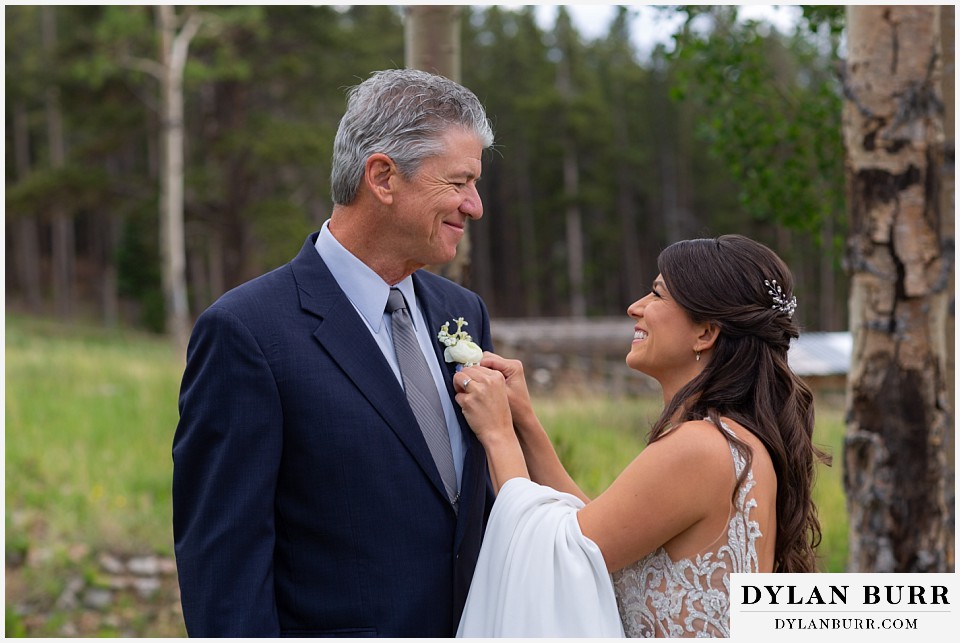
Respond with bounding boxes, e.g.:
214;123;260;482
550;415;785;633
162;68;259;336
612;435;761;637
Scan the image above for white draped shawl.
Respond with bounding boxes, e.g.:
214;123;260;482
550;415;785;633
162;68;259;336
457;477;626;637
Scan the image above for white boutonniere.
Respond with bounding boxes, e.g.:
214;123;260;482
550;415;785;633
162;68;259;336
437;317;483;369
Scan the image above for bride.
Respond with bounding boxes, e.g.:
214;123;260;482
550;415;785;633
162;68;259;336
453;235;828;637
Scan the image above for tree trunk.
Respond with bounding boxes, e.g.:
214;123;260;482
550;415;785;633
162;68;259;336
555;47;586;318
842;5;953;572
405;5;461;81
516;138;542;317
469;177;494;310
612;92;644;308
209;224;226;304
562;145;586;318
12;218;44;313
12;101;44;313
43;6;75;321
94;211;120;328
659;98;695;244
939;5;955;470
157;6;201;353
405;5;471;286
819;214;837;329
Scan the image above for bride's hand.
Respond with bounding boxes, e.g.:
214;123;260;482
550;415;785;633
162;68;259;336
454;366;512;445
478;352;536;428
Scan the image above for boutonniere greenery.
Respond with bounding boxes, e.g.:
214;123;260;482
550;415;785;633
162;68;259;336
437;317;483;369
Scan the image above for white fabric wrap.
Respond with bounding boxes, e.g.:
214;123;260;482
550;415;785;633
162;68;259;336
457;477;625;638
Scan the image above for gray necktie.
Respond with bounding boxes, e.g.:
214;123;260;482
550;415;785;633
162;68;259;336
386;288;459;510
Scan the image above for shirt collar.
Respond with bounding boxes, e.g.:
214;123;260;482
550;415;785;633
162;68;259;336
315;220;420;333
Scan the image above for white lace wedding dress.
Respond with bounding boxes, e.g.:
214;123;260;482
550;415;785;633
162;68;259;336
613;439;762;637
457;431;762;638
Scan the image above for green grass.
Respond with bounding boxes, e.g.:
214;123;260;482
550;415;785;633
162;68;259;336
810;397;848;572
5;314;182;556
534;395;659;496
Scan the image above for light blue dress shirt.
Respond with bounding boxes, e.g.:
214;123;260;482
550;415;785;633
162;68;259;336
315;220;464;489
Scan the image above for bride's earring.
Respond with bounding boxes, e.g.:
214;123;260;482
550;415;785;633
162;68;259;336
695;351;701;362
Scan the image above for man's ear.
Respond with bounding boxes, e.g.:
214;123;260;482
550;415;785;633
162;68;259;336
695;322;720;354
363;153;396;205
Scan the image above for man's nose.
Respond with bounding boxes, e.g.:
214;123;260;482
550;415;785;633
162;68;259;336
461;184;483;220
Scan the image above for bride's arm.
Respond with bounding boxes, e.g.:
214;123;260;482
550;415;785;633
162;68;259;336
453;366;528;493
505;390;589;503
458;355;589;503
577;420;733;572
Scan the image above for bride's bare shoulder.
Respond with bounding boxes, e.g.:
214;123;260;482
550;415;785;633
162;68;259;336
639;420;743;489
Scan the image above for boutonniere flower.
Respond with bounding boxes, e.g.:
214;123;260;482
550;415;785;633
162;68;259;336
437;317;483;369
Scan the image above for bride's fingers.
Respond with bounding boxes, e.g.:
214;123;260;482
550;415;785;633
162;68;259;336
456;367;511;402
454;367;512;435
455;365;499;392
480;352;525;377
479;352;511;371
455;372;474;393
456;366;480;392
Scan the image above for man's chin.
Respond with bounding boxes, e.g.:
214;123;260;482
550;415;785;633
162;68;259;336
435;244;460;265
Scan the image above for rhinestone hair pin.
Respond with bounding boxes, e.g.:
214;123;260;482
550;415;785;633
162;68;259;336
764;279;798;318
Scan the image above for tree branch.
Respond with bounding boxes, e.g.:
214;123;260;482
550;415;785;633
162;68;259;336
120;54;164;80
171;12;204;71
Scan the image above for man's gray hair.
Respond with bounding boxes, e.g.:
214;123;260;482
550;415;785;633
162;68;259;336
330;69;495;205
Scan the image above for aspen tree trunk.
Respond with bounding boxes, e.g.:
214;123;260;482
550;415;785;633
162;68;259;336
405;5;461;81
157;6;202;353
939;5;955;470
405;5;471;286
842;5;953;572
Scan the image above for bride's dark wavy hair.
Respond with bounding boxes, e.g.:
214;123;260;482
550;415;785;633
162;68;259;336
648;234;830;573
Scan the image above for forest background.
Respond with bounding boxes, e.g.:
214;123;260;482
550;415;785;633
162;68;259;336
4;3;954;638
4;3;849;333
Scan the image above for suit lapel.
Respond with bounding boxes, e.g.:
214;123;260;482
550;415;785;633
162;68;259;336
413;272;461;398
291;236;450;503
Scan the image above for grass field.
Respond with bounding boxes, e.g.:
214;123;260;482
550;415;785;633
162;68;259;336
5;315;181;556
4;312;848;635
5;314;185;636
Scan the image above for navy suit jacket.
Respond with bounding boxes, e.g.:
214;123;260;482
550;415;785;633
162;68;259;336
173;232;494;637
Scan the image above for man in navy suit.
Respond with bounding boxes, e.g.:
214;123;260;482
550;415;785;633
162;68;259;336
173;69;496;637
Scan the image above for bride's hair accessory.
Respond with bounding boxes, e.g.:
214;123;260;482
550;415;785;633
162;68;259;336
764;279;797;318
